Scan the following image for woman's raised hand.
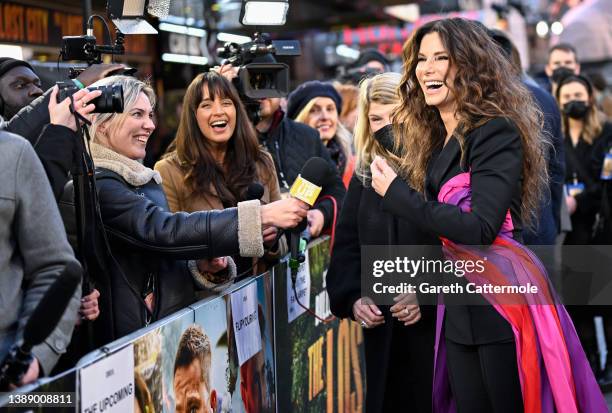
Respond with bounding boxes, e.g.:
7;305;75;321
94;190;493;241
370;155;398;197
48;86;102;131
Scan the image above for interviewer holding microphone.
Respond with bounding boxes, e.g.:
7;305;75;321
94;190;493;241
61;75;308;347
155;72;287;278
326;73;436;413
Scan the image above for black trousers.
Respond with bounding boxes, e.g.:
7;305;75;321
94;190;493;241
379;317;434;413
445;338;524;413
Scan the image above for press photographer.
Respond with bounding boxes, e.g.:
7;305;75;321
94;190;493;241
0;59;125;200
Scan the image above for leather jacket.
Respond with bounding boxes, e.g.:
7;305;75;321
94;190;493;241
60;168;243;346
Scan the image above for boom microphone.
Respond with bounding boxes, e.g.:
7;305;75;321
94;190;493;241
0;261;81;390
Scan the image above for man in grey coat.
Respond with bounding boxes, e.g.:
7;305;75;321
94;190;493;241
0;125;81;385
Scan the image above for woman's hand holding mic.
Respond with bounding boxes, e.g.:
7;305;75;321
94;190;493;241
261;197;309;229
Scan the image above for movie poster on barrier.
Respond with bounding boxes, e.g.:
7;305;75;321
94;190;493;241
275;238;366;413
189;273;277;413
80;345;134;413
130;309;194;413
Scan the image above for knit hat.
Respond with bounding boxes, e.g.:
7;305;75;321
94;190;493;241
354;48;390;70
286;80;342;120
0;58;34;79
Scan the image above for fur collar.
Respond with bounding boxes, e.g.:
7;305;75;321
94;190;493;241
90;142;162;186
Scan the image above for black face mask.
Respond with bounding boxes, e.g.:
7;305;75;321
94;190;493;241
551;66;575;84
373;124;396;153
563;100;589;119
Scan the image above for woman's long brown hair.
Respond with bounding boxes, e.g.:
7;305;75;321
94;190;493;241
166;72;272;207
393;18;548;228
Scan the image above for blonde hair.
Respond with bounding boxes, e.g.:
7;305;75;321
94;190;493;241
354;72;402;183
88;75;156;146
294;97;352;161
334;82;359;126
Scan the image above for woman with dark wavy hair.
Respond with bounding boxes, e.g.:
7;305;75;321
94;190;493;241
369;18;606;412
156;72;287;278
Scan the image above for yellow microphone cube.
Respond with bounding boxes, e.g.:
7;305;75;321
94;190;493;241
290;175;322;206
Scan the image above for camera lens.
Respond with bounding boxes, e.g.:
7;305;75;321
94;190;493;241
87;84;124;113
250;73;276;91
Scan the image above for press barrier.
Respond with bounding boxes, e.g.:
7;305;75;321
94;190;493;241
0;237;365;413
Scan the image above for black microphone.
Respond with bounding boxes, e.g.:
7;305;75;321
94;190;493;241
288;157;333;282
0;261;81;390
246;182;265;201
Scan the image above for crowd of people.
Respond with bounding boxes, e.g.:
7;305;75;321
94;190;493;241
1;15;612;413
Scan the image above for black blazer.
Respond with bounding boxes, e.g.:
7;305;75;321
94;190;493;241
327;175;436;413
382;117;524;345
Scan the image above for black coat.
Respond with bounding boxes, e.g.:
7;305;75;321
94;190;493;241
564;135;600;244
259;112;346;228
2;89;78;200
327;175;436;413
381;117;523;345
61;169;242;346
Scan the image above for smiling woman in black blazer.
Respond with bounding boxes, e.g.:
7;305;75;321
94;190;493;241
327;73;436;413
370;18;606;413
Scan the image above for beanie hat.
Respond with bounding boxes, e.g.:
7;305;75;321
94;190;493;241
354;48;390;70
286;81;342;120
0;57;34;79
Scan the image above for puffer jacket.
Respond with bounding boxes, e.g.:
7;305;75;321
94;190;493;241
259;112;346;228
60;143;264;346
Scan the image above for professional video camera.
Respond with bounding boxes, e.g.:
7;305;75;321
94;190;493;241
215;0;299;123
217;32;300;100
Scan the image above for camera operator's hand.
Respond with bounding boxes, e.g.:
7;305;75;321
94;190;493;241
49;86;102;131
213;63;239;81
76;63;125;87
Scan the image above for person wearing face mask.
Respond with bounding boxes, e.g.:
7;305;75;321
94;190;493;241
60;75;308;346
288;81;355;189
557;75;612;380
369;18;606;412
327;73;436;413
155;72;287;278
542;43;581;95
556;75;605;245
